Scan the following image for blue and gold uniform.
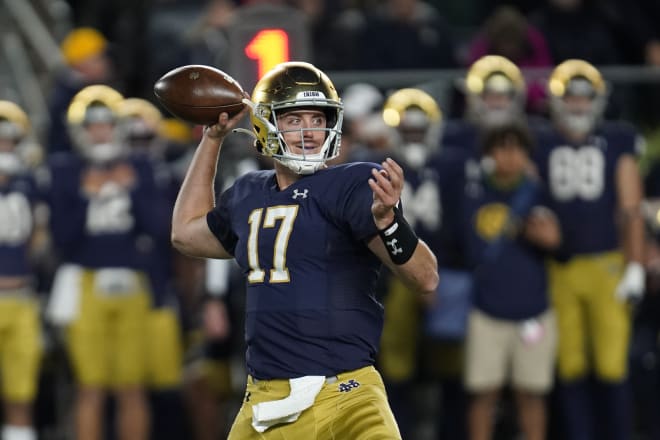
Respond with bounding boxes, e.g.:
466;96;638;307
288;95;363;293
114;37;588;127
534;122;638;382
207;162;401;438
0;173;42;403
48;153;170;387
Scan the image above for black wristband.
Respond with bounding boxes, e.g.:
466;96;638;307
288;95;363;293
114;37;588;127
378;206;419;265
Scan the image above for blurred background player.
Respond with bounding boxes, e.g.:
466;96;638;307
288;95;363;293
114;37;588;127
0;101;45;440
533;59;645;440
443;55;529;205
116;97;187;440
376;87;469;439
460;122;559;440
45;85;171;440
183;257;242;440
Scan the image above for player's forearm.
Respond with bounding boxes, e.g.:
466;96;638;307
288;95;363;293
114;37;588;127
171;134;224;245
392;239;439;296
623;214;645;264
616;154;644;263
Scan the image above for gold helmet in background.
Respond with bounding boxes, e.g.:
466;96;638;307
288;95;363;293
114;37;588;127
548;59;607;135
117;98;164;154
67;85;126;164
382;88;443;168
250;61;343;175
0;100;29;140
0;100;31;175
464;55;526;128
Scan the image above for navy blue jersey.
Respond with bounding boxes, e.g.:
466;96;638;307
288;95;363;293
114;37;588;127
461;176;550;320
533;122;639;258
425;147;474;268
47;153;171;269
0;174;38;277
441;119;480;155
207;162;384;379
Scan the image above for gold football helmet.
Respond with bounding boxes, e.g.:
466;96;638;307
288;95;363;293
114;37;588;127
548;59;607;135
464;55;526;127
382;88;442;168
0;100;31;175
67;85;126;164
249;61;343;175
117;98;163;153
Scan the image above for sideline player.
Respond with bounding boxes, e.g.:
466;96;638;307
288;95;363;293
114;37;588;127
0;101;44;440
534;59;645;440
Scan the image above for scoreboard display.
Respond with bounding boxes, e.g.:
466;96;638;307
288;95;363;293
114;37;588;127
226;4;311;92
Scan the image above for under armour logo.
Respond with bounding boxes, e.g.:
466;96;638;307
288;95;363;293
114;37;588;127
386;239;403;255
244;391;251;402
292;189;309;199
338;379;360;393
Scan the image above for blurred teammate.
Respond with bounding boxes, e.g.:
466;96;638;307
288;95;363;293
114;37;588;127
443;55;528;156
116;98;186;439
461;123;559;440
48;27;116;154
171;61;438;439
534;59;645;440
0;101;44;440
45;86;171;440
377;88;469;438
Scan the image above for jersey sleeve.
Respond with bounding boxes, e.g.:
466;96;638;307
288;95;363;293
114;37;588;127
336;163;380;242
206;185;238;255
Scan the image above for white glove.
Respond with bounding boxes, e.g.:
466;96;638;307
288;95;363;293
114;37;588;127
615;262;645;303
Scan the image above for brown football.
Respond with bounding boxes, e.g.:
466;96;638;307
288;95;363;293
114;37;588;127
153;65;246;125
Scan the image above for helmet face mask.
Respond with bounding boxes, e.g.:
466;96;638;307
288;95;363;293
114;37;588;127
250;62;343;175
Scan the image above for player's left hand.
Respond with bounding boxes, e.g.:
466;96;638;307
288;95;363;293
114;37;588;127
369;157;403;229
615;261;645;303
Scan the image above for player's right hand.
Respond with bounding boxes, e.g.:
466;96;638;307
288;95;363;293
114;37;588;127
204;93;251;140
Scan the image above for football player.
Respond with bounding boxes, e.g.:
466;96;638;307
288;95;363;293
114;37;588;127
0;101;44;440
377;88;469;438
116;98;187;439
46;85;171;440
171;61;438;439
534;59;645;440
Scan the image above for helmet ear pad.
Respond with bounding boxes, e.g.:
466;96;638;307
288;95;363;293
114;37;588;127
254;139;265;155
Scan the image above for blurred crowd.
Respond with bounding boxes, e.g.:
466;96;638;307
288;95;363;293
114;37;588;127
1;0;660;439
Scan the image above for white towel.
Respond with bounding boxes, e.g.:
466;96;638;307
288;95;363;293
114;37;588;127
251;375;325;433
46;264;82;326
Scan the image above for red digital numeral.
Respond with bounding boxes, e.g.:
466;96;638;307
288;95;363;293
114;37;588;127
245;29;290;79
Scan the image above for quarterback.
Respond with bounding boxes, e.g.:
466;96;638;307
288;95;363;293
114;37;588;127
171;61;438;439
